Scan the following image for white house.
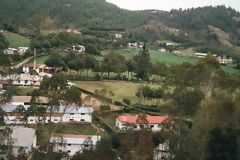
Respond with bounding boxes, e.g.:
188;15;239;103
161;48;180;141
194;53;208;59
50;134;100;156
4;48;18;55
72;45;85;53
22;64;54;74
10;126;37;157
18;47;29;55
116;115;168;132
153;141;171;160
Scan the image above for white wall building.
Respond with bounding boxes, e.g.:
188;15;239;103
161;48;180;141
10;126;37;157
116;115;168;132
50;134;100;156
2;98;94;124
153;142;171;160
0;73;51;86
4;48;18;55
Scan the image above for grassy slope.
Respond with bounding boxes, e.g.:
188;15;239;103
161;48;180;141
2;31;30;48
104;48;239;74
75;80;162;104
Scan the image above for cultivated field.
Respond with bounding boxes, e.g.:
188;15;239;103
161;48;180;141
2;31;30;48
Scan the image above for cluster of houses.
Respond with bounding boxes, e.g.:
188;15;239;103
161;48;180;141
194;53;233;64
0;95;98;158
4;47;29;56
0;63;54;88
0;94;170;159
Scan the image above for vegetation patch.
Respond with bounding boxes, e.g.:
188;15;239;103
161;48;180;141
2;31;30;48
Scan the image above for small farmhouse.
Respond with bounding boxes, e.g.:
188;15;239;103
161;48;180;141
116;115;168;132
50;134;100;156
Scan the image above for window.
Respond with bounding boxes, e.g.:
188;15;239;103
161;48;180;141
29;119;34;122
70;113;74;115
68;144;71;146
59;150;62;153
67;150;71;153
80;119;85;122
54;119;58;121
81;113;85;115
25;80;28;84
150;125;154;128
70;119;74;121
133;125;137;128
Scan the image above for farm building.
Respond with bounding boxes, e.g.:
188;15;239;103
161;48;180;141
50;134;100;156
116;115;168;132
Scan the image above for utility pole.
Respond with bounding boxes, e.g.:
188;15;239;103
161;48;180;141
33;48;36;69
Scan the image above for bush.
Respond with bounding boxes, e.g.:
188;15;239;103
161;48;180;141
100;105;110;111
114;101;123;106
122;98;131;105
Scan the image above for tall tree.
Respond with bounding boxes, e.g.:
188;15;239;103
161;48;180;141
134;44;152;80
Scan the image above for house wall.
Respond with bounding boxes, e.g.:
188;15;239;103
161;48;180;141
62;113;92;123
4;114;92;124
116;119;162;132
12;147;31;157
53;144;84;156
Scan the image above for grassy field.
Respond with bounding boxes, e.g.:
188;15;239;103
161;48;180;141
75;80;163;104
28;55;50;64
103;48;239;74
2;31;30;48
47;124;97;135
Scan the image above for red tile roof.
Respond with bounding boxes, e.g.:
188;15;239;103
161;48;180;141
117;115;168;124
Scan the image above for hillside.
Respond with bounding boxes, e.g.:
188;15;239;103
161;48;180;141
0;0;240;56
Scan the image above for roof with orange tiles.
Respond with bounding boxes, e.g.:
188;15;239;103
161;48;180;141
117;115;168;124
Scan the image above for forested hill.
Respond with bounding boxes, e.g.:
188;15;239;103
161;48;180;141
0;0;239;31
0;0;240;49
0;0;150;29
